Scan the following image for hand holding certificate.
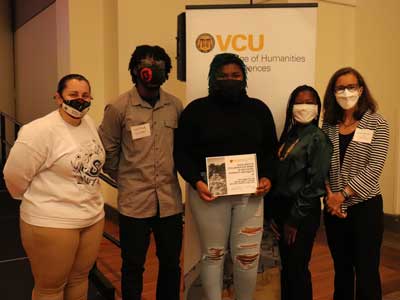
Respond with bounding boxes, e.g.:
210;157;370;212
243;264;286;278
256;177;272;196
206;154;259;197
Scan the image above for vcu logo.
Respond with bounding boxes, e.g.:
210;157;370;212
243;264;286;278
196;33;264;53
196;33;215;53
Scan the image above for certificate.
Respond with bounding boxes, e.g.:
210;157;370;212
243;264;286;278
206;153;258;196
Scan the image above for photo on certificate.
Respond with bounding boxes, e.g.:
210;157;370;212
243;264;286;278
206;154;258;196
206;157;228;196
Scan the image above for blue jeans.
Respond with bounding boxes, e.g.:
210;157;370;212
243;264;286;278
189;188;263;300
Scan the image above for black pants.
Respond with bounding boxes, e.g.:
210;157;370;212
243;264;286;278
324;195;384;300
119;213;183;300
278;207;320;300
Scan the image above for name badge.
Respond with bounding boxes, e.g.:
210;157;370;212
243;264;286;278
353;128;374;144
130;123;151;140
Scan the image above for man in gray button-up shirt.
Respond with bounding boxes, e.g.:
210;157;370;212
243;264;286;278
98;45;183;300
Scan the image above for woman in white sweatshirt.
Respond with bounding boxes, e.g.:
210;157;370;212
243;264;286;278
3;74;105;300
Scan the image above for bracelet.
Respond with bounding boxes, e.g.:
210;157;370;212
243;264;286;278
341;189;350;200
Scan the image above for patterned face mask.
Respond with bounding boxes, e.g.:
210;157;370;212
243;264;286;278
62;98;91;118
138;64;166;87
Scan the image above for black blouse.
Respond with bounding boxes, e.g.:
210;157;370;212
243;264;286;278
339;131;355;166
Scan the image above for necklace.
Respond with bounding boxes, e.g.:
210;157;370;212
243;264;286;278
278;138;300;161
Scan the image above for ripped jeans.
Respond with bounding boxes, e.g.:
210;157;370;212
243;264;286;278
189;187;263;300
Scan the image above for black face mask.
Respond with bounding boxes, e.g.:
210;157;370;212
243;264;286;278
211;80;246;103
138;65;166;88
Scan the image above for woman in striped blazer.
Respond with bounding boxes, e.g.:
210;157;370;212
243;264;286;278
322;67;389;300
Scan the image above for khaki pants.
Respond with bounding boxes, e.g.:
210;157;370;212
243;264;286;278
20;218;104;300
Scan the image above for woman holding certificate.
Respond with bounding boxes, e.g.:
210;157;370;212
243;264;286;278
269;85;332;300
174;53;278;300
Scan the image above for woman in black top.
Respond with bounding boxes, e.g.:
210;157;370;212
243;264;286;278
174;53;278;300
269;85;332;300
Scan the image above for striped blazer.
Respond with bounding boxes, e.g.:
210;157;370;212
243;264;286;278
322;111;389;211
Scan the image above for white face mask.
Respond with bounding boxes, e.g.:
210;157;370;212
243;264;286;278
292;104;318;124
335;89;360;110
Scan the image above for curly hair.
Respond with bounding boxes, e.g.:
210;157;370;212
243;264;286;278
208;53;247;92
128;45;172;84
323;67;377;125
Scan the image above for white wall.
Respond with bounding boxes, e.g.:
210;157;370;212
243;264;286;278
117;0;186;101
354;0;400;214
314;1;356;95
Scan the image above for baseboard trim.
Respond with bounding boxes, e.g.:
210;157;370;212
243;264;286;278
384;213;400;233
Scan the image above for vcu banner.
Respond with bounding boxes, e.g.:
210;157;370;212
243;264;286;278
186;3;317;136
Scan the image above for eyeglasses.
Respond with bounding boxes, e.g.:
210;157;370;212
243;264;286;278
334;84;359;94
